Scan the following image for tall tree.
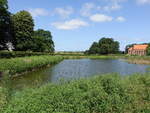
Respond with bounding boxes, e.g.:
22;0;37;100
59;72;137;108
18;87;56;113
99;38;120;54
0;0;12;50
32;29;55;52
88;37;120;54
12;10;34;51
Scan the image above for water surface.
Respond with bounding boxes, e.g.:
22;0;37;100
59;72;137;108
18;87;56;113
12;59;150;89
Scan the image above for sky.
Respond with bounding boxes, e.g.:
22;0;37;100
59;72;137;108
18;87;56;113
8;0;150;51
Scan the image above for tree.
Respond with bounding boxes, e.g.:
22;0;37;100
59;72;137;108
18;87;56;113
146;44;150;56
88;42;100;54
98;38;119;54
12;10;34;51
32;29;54;52
0;0;12;50
87;37;120;55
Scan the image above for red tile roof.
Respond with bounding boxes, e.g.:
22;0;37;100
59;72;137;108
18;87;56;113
128;44;148;51
128;47;133;51
133;44;148;50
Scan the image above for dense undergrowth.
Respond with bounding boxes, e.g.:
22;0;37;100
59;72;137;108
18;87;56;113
0;73;150;113
0;55;63;76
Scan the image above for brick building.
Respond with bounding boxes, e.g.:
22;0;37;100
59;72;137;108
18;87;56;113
128;44;148;56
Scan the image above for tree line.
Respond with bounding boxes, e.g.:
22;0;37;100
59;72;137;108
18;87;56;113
86;38;120;55
0;0;54;52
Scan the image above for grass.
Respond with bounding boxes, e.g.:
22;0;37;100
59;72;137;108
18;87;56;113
0;73;150;113
0;55;63;76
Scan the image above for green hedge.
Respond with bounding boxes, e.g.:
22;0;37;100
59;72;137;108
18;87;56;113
0;51;53;58
0;74;150;113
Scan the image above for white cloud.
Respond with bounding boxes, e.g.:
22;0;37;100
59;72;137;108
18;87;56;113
54;7;74;18
90;14;113;22
103;0;127;11
103;2;121;11
137;0;150;4
80;0;126;17
28;8;49;17
116;16;126;22
51;19;88;30
80;3;95;16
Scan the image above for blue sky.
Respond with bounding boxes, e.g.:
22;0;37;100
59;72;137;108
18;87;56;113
8;0;150;51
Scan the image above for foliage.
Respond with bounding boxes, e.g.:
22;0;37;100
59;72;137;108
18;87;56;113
0;0;12;49
88;42;100;54
146;44;150;56
12;10;34;51
88;38;120;55
0;74;150;113
0;51;53;58
0;1;55;52
0;55;63;75
32;29;55;52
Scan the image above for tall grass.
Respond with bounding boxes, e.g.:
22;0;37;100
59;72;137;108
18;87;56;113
0;72;12;111
0;55;63;76
0;73;149;113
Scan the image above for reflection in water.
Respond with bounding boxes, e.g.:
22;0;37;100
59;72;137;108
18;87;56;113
12;59;150;90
